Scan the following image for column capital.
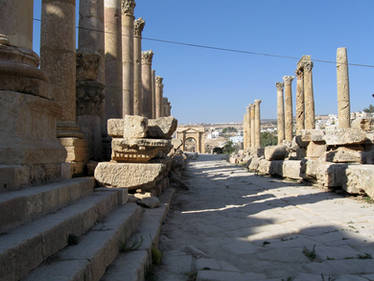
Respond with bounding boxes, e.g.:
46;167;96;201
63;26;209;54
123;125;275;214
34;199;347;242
295;69;304;79
283;75;295;85
303;61;313;72
121;0;136;16
141;50;154;65
134;17;145;37
156;76;163;85
276;82;284;90
254;99;262;105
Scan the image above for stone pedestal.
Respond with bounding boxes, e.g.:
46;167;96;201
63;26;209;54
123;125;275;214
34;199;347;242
104;0;122;120
276;82;285;144
121;0;136;116
336;47;351;129
0;1;68;188
133;18;145;116
295;69;305;135
254;99;262;148
283;75;294;142
155;76;164;118
142;50;154;118
250;104;255;148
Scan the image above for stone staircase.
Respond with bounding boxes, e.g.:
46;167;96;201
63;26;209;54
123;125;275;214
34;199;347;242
0;177;175;281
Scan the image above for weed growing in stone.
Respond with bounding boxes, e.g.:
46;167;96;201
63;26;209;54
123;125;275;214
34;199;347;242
303;245;317;261
119;236;144;252
321;273;336;281
357;253;372;259
151;246;162;265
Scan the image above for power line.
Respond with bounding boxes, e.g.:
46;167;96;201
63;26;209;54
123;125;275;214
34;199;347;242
33;17;374;68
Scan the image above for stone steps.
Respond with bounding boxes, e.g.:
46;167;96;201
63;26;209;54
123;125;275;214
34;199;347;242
0;190;119;281
24;202;143;281
101;188;175;281
0;177;95;233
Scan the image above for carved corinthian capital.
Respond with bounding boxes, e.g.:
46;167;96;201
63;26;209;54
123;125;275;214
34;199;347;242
121;0;136;16
276;82;284;91
303;61;313;72
141;50;154;65
134;18;145;37
254;99;262;105
296;69;304;80
156;76;163;86
283;75;295;85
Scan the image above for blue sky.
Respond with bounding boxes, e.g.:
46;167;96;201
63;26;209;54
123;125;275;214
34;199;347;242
33;0;374;124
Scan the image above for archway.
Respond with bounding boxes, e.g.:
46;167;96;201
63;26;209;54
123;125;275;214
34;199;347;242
184;137;197;152
176;126;205;154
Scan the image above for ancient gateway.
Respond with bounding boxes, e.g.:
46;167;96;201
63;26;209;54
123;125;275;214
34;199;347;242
176;126;206;154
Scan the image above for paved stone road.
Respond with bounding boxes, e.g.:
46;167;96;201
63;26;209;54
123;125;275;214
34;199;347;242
153;155;374;281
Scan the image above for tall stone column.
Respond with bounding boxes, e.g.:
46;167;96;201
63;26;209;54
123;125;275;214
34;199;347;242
276;82;285;144
152;70;156;118
104;0;122;120
162;97;168;117
0;0;67;187
250;104;255;148
302;56;315;129
155;76;164;118
295;69;305;135
243;113;248;150
168;101;172;116
133;17;145;116
246;105;251;149
336;47;351;128
41;0;88;174
142;50;154;118
283;75;294;142
121;0;136;116
254;99;262;148
77;0;106;161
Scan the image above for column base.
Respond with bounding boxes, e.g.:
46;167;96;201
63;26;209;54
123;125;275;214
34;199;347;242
59;137;89;176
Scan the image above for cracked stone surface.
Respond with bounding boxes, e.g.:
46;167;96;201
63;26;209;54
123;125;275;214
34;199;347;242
152;154;374;281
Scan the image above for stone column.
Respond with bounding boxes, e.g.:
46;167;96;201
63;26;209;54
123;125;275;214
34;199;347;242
295;69;305;135
0;0;67;186
243;113;248;150
133;17;145;116
155;76;164;118
254;99;262;148
276;82;285;144
121;0;136;116
168;101;172;116
78;0;106;161
41;0;88;174
162;97;168;117
141;50;154;118
336;47;351;128
283;75;294;142
250;104;255;148
104;0;122;119
152;70;156;118
302;56;315;129
246;105;251;149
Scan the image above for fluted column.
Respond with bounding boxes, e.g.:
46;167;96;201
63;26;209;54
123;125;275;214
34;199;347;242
0;0;33;49
254;99;262;148
141;50;154;118
337;47;351;128
250;104;255;148
133;17;145;115
283;75;294;142
104;0;122;119
41;0;80;137
303;58;315;129
295;69;305;135
155;76;164;118
276;82;285;144
121;0;136;116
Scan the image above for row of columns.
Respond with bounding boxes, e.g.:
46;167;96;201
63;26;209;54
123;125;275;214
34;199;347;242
276;49;351;144
243;100;262;150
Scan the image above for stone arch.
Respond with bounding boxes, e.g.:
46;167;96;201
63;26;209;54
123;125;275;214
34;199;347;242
176;126;205;154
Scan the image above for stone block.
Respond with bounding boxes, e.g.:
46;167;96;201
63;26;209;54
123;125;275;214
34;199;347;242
304;160;347;188
352;117;374;132
248;156;260;171
269;160;283;177
94;162;168;190
148;116;178;139
111;138;172;163
264;145;288;160
123;115;148;139
257;159;271;175
282;160;304;180
343;165;374;198
300;129;325;142
324;128;367;146
325;146;364;163
107;119;123;138
0;165;29;191
306;141;327;159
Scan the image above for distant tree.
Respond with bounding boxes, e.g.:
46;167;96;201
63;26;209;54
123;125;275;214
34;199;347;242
222;140;237;154
222;127;238;134
363;104;374;113
260;132;277;147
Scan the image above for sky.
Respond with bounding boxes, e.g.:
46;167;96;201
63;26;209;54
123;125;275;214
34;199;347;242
33;0;374;124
